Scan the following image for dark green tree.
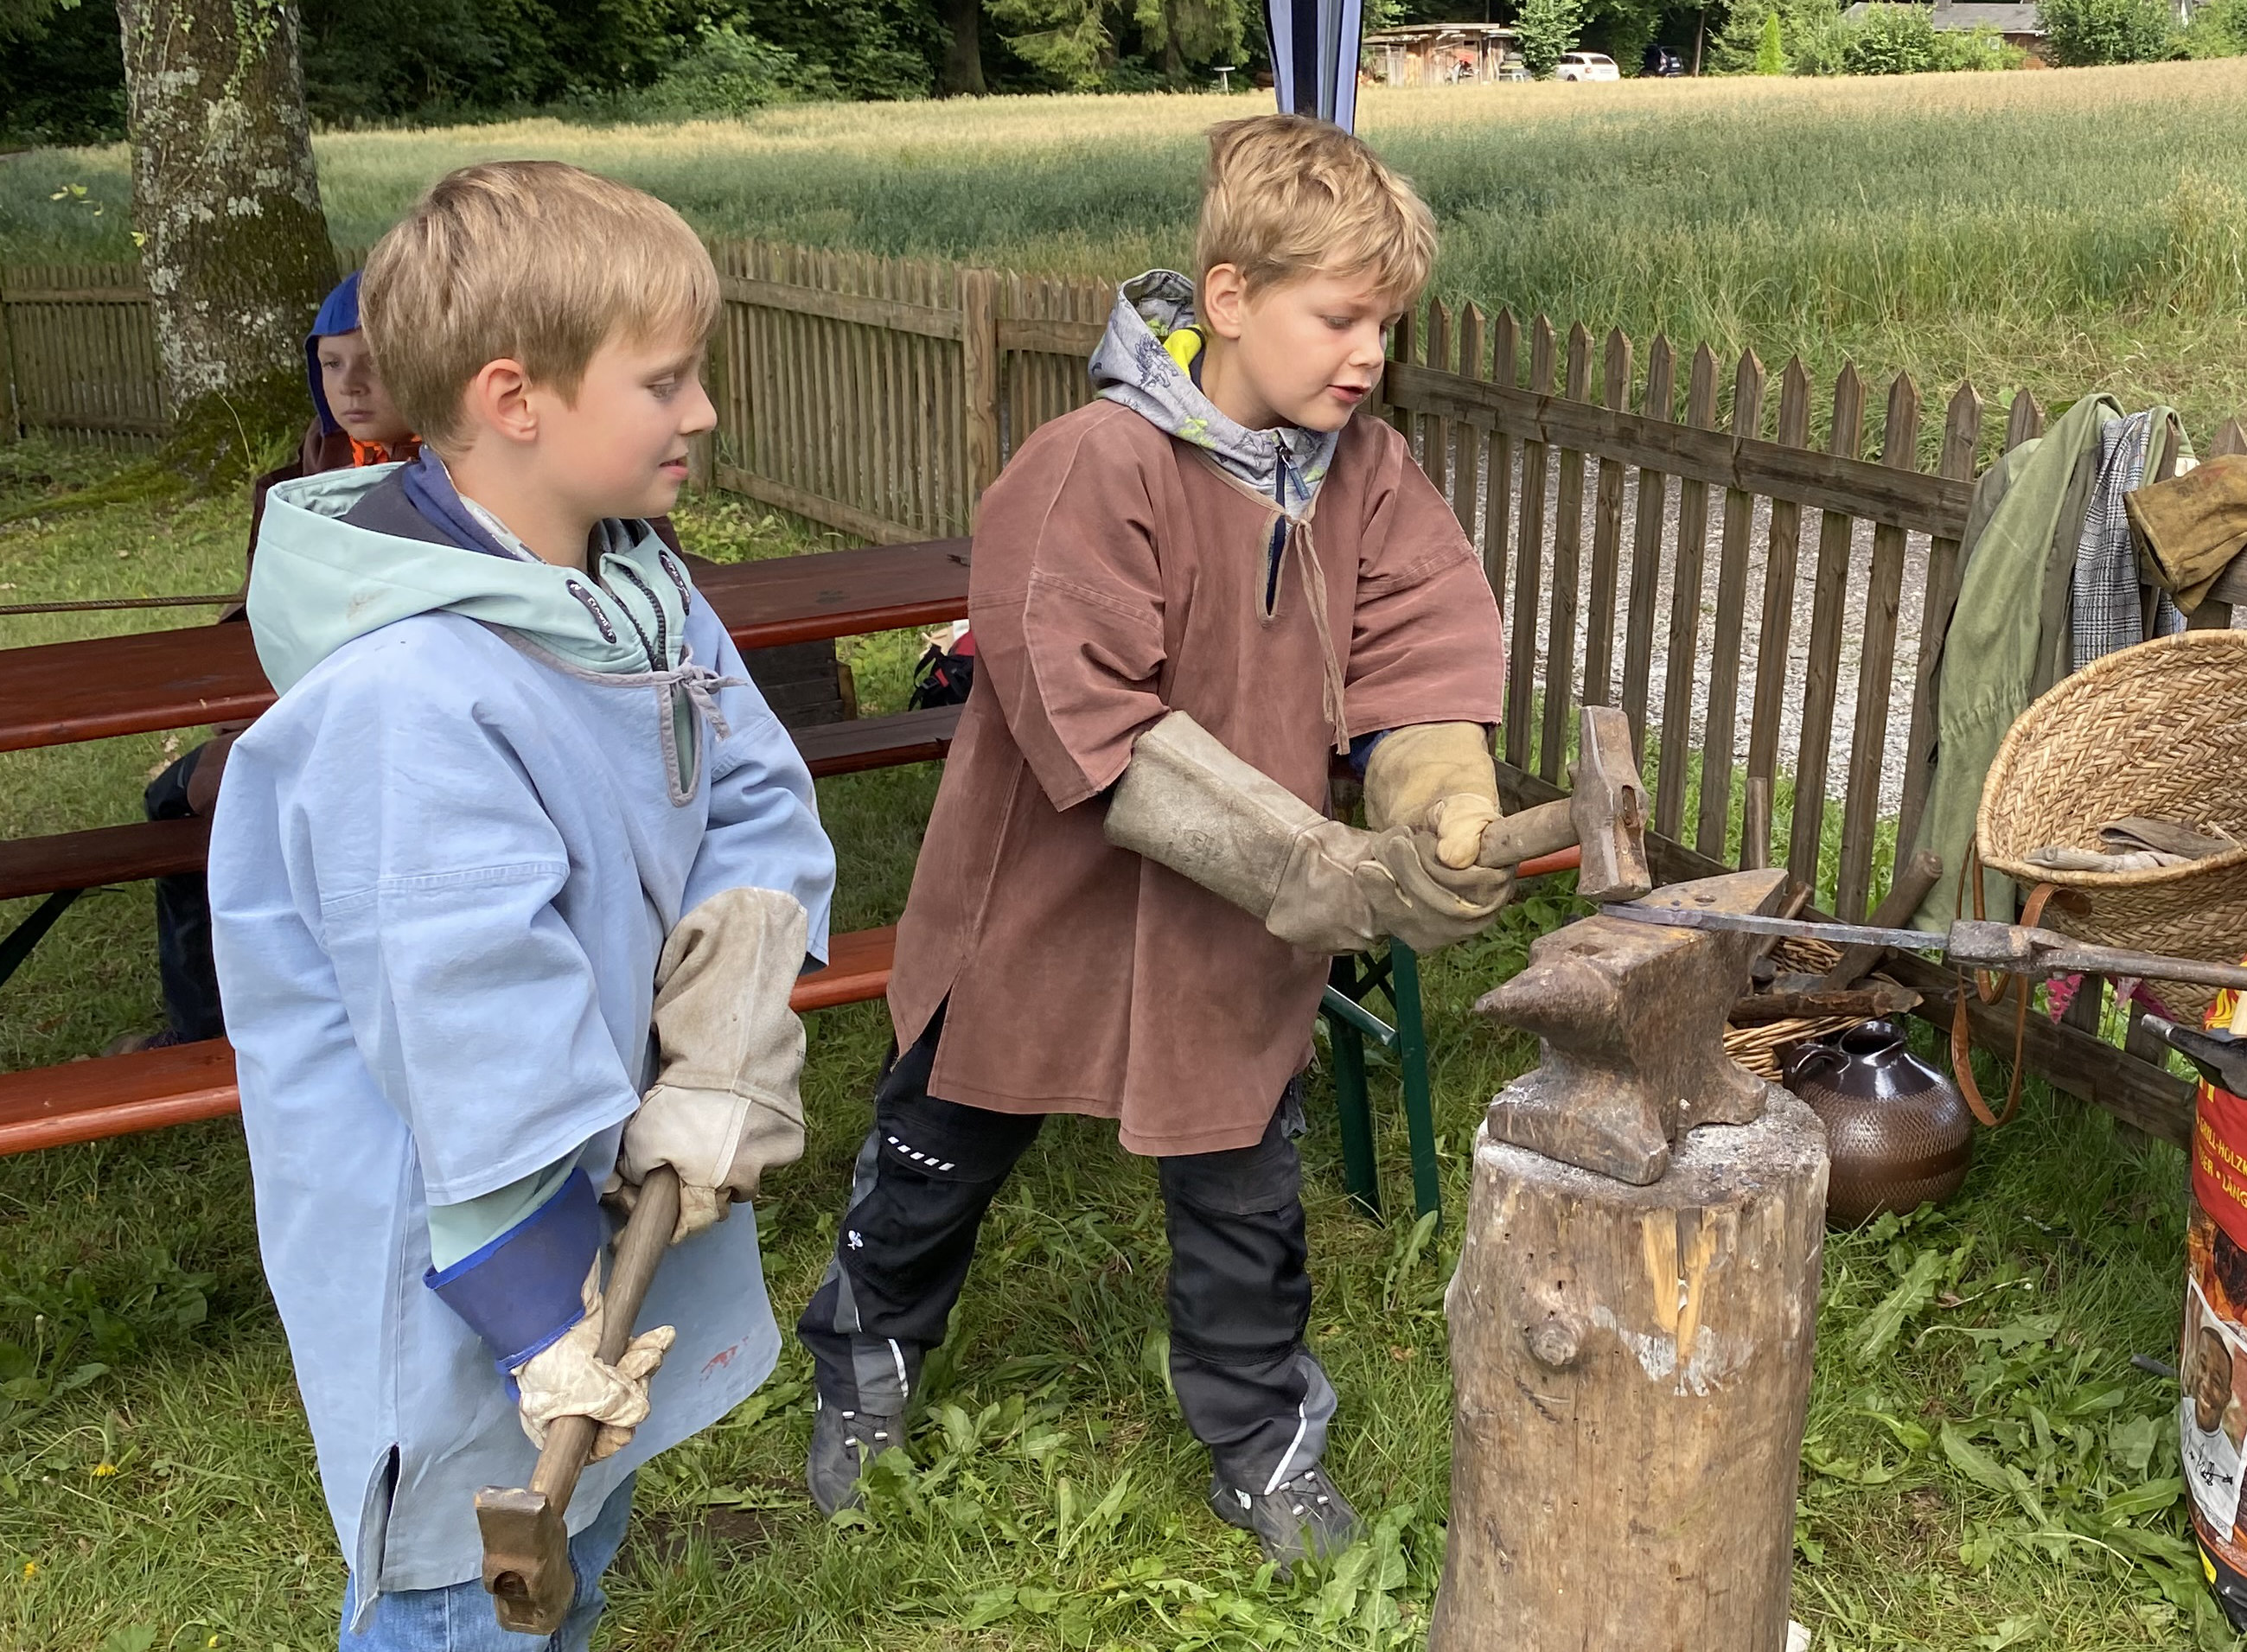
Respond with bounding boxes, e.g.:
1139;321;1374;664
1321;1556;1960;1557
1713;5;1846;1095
2040;0;2174;63
0;0;128;142
1516;0;1586;75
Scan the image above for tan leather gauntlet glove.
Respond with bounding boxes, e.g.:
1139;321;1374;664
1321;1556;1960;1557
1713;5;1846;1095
1102;711;1509;955
617;885;810;1244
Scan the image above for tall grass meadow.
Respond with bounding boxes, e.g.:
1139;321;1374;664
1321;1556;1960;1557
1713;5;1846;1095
6;63;2247;423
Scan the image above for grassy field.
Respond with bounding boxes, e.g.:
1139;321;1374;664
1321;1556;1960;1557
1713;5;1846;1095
0;434;2234;1649
9;63;2247;432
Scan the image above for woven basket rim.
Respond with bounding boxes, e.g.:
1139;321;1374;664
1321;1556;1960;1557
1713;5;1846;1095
1978;630;2247;890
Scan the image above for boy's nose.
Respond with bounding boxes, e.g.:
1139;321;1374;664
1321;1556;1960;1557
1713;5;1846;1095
680;379;718;436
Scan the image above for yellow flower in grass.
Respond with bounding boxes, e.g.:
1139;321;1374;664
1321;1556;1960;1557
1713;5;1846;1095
20;1560;36;1578
91;1462;117;1478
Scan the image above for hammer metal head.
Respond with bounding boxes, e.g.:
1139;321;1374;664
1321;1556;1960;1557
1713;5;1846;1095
1564;706;1651;903
476;1484;573;1635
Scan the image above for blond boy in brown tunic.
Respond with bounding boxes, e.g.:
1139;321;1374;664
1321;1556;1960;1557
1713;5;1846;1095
801;115;1512;1564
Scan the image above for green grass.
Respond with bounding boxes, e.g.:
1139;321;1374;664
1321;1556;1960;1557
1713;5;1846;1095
0;436;2234;1649
8;64;2247;435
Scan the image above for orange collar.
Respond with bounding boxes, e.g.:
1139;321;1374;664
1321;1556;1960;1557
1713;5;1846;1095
350;435;421;468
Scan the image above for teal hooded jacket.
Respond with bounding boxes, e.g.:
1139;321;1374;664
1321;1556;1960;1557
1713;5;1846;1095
208;464;835;1615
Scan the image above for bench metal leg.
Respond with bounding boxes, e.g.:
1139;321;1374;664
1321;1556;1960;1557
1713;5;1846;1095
0;889;83;989
1389;941;1442;1224
1323;960;1382;1219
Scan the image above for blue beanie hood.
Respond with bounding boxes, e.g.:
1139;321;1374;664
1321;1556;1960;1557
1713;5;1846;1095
305;271;362;437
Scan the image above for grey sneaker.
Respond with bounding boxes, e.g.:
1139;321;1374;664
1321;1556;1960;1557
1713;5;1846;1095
1209;1464;1363;1567
806;1397;903;1515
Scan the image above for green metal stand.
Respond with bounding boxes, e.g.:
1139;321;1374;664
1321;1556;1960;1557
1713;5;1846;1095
1318;939;1440;1224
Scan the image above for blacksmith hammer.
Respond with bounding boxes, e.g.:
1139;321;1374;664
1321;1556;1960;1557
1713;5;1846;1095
1477;705;1651;903
2141;1017;2247;1096
476;1164;680;1635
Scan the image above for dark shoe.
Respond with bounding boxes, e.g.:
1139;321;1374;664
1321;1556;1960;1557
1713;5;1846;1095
806;1396;903;1515
1210;1464;1363;1568
103;1026;191;1057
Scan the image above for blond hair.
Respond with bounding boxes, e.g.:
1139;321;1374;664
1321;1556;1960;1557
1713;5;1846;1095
1194;114;1437;303
361;161;718;448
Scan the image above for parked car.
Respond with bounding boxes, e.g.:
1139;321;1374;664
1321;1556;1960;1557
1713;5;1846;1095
1555;51;1621;80
1642;45;1684;75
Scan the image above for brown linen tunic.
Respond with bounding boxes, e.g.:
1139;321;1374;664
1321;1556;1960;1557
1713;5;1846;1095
887;399;1507;1155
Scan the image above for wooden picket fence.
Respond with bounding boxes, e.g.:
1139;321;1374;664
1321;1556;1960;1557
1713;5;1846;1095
0;261;166;444
709;242;1108;542
9;244;2246;1146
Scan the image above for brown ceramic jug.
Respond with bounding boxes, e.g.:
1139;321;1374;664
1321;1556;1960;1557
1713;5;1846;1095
1782;1020;1974;1227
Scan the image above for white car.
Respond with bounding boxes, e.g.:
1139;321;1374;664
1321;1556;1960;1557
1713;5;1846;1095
1555;52;1620;80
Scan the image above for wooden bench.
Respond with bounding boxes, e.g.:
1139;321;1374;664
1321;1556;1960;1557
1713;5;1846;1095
0;539;971;754
0;704;962;987
0;925;903;1156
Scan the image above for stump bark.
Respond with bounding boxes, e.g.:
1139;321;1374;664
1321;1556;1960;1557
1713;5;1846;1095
1431;1086;1828;1652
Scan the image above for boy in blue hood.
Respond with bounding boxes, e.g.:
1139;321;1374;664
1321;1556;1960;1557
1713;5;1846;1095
207;161;835;1649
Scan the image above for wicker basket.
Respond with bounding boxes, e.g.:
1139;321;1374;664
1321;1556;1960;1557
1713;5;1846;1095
1726;937;1858;1081
1977;629;2247;1021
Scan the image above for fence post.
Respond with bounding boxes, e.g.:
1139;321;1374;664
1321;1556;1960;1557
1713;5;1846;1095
0;267;17;442
960;267;1001;525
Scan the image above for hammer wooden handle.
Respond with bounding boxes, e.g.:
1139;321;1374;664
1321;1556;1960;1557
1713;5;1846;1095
526;1166;680;1511
1476;800;1576;869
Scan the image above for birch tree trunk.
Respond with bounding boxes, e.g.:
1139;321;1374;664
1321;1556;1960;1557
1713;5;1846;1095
115;0;334;471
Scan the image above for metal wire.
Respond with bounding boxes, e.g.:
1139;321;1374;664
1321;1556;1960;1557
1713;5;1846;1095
0;593;237;616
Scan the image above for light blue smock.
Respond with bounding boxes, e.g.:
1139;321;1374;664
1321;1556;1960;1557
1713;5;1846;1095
207;465;836;1613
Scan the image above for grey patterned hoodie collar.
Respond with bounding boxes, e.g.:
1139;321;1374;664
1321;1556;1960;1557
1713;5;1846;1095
1089;270;1338;516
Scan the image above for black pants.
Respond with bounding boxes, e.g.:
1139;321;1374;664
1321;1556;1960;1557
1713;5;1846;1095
798;1008;1337;1492
145;744;226;1042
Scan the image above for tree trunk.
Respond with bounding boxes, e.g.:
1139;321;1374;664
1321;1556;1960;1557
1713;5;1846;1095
1432;1087;1828;1651
939;0;987;96
115;0;334;466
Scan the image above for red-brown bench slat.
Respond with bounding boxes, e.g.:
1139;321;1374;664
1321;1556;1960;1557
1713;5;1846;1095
0;1036;242;1155
0;539;970;755
0;707;960;905
788;704;959;779
0;927;900;1157
0;817;213;903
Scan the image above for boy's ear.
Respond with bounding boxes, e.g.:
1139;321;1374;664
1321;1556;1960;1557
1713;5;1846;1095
1200;263;1249;341
461;358;539;446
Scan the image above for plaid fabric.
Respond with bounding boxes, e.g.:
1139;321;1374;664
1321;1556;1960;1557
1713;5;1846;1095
2070;411;2171;672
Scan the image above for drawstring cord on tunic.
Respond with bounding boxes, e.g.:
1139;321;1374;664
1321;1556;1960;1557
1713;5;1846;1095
657;645;745;742
1289;518;1351;757
1264;433;1349;756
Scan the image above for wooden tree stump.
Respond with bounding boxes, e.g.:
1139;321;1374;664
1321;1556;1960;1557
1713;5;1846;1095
1432;1084;1827;1651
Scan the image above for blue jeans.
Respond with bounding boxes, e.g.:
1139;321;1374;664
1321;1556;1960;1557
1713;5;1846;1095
337;1477;635;1652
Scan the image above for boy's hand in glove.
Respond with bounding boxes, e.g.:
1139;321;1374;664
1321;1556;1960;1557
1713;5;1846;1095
1104;711;1511;956
511;1262;675;1462
1362;723;1502;874
1369;831;1515;951
617;885;811;1245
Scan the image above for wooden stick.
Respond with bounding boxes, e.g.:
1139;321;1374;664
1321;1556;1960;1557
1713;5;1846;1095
1742;776;1772;871
1814;849;1944;992
1731;983;1920;1024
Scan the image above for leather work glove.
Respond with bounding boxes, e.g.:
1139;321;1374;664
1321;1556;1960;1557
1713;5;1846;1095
1105;711;1510;956
1368;830;1515;952
1363;723;1503;873
616;885;811;1244
511;1261;676;1462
